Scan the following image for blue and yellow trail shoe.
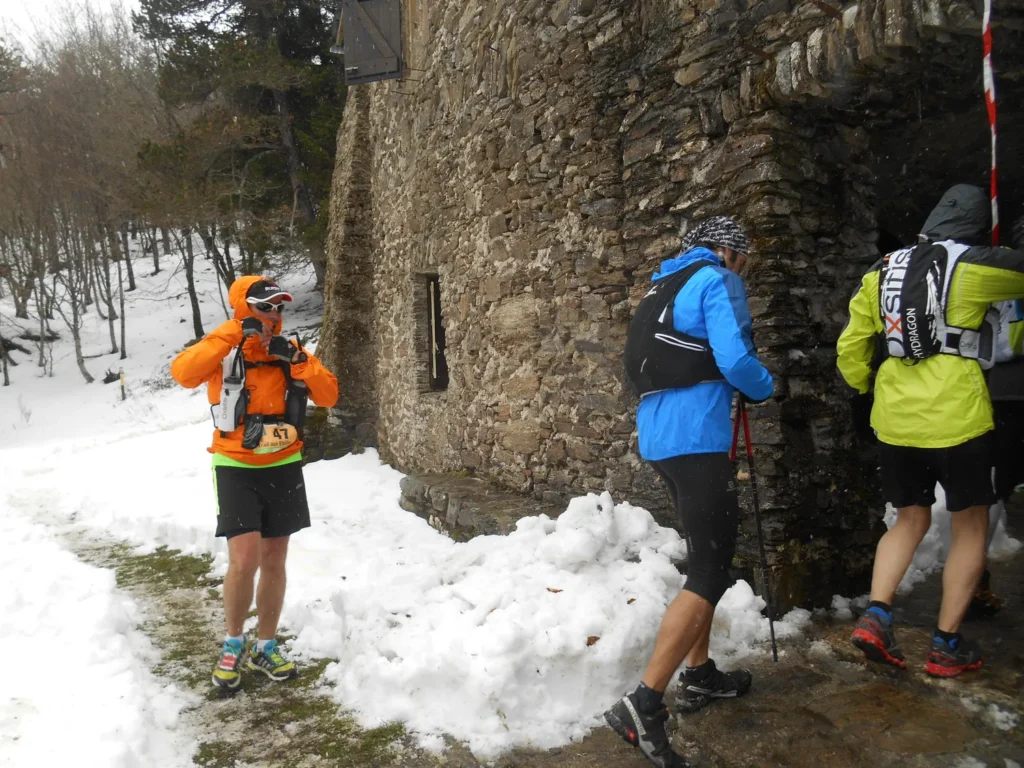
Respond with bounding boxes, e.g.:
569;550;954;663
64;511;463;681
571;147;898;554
212;637;247;690
247;639;298;681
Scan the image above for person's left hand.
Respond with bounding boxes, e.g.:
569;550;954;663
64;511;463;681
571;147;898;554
268;335;302;363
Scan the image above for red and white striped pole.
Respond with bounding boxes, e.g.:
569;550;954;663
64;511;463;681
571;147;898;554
983;0;999;245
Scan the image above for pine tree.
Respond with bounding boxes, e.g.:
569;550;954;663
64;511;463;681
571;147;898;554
134;0;345;286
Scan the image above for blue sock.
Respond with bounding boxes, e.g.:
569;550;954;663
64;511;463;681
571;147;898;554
933;629;959;649
225;634;245;646
866;601;892;623
256;638;276;653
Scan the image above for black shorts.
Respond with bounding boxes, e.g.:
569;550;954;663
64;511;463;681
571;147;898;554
878;432;995;512
213;461;311;539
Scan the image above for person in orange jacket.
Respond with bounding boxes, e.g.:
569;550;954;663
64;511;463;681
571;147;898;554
171;275;338;689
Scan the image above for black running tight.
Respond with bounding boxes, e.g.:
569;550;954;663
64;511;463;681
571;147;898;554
651;453;739;606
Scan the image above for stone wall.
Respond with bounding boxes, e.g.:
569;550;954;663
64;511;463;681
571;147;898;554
321;0;1024;612
318;85;379;453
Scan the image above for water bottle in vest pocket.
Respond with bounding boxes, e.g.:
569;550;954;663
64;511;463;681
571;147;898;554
212;347;249;432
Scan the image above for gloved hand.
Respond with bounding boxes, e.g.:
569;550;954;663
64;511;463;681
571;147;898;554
241;317;263;338
850;393;875;442
268;335;307;364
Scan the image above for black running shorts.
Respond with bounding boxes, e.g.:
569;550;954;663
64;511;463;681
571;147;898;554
213;461;311;539
878;432;995;512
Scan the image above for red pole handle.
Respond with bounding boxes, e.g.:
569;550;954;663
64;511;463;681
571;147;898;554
741;403;754;458
729;398;742;463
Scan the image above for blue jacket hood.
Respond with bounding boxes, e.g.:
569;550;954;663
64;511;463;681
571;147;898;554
652;247;721;282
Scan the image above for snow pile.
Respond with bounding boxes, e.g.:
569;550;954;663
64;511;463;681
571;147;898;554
0;513;197;767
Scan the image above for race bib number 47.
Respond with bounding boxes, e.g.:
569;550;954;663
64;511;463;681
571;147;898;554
254;423;297;454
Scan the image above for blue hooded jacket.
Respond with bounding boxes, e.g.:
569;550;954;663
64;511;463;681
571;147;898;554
636;247;774;460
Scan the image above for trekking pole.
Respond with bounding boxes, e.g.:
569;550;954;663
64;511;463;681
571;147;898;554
734;395;779;663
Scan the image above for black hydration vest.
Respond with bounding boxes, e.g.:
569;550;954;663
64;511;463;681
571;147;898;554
878;241;997;369
624;262;724;398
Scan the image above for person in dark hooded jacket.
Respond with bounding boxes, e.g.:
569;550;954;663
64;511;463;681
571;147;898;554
988;213;1024;500
837;185;1024;678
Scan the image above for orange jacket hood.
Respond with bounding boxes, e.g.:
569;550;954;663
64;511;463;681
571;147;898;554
228;275;284;333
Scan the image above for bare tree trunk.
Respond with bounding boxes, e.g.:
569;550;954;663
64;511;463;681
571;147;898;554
150;227;161;274
71;300;93;383
84;270;94;308
4;272;29;317
272;88;326;287
117;258;126;360
236;236;251;275
89;252;106;319
34;274;47;368
222;232;237;285
119;223;136;291
178;228;204;339
1;341;9;386
55;279;94;384
161;226;170;256
97;237;118;353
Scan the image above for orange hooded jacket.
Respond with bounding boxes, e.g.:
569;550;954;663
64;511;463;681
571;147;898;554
170;275;339;466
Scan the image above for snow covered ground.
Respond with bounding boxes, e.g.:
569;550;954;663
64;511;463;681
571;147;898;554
1;241;1018;761
0;512;198;767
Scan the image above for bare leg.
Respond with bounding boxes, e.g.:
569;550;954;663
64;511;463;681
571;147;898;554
684;617;713;669
938;506;988;633
641;590;715;692
256;536;290;640
870;505;932;605
224;532;261;636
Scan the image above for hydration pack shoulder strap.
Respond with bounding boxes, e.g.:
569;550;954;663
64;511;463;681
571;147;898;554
624;260;725;398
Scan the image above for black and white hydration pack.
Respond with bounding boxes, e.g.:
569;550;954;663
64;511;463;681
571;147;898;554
211;342;309;439
624;262;724;398
878;241;998;369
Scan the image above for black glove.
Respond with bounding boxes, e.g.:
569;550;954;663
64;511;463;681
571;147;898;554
268;335;307;364
241;317;263;338
850;393;875;442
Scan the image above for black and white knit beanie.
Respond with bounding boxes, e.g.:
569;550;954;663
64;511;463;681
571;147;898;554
680;216;750;255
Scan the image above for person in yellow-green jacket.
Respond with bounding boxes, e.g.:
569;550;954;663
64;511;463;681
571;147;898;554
837;185;1024;679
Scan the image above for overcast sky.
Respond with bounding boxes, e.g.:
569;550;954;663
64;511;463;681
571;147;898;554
0;0;139;50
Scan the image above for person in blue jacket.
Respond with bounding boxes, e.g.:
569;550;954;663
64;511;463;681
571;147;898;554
606;216;774;768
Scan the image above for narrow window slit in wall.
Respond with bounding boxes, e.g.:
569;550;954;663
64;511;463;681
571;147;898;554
426;274;448;391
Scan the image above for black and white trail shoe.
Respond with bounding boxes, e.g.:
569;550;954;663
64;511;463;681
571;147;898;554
604;692;690;768
677;659;752;713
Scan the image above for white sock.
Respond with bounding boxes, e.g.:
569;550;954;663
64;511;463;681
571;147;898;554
225;634;245;646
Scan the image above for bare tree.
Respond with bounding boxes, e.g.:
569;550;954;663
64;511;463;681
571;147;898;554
173;227;205;339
